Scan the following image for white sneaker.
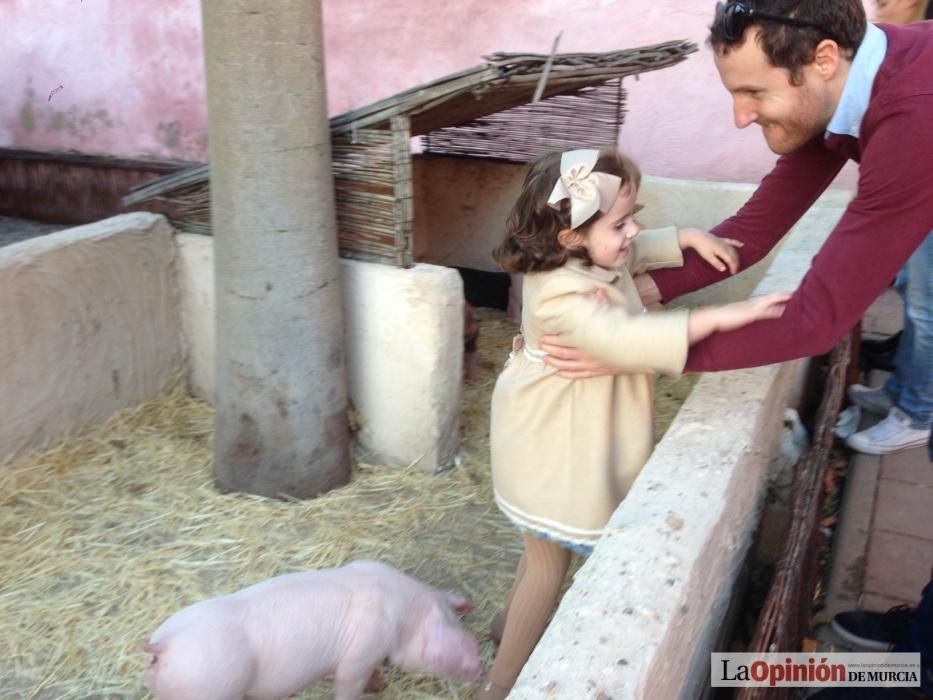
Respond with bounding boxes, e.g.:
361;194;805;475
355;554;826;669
845;407;931;455
834;405;862;440
847;384;894;416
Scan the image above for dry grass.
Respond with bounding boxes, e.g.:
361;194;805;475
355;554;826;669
0;308;695;699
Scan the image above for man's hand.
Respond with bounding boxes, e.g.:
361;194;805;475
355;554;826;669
538;334;623;378
677;227;744;274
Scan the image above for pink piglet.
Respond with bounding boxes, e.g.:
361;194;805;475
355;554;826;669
143;560;483;700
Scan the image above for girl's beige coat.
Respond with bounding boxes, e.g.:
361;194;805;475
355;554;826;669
490;228;690;549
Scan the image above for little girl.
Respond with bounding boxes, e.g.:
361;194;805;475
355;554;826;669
479;149;789;699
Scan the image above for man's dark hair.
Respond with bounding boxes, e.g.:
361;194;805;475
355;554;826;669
709;1;867;85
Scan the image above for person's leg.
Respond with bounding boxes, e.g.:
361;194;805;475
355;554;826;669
882;264;911;406
478;534;571;699
490;551;528;644
893;577;933;694
890;232;933;429
850;269;906;411
848;233;932;454
813;579;932;698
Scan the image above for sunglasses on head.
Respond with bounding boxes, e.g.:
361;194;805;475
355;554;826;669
716;1;831;42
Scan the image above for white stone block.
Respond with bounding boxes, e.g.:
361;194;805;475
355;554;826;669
0;213;183;461
175;233;215;401
339;259;462;473
176;238;463;474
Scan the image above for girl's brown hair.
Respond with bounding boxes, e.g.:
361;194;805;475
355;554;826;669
493;149;641;274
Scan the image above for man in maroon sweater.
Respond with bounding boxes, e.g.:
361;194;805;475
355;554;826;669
541;0;933;454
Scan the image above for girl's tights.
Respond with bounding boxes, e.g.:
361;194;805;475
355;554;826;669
482;534;571;697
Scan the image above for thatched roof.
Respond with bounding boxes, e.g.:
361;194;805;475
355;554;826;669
329;41;697;137
123;40;696;207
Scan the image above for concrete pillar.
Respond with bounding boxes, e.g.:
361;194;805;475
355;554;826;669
201;0;350;497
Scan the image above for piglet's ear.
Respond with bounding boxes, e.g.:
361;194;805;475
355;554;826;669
444;592;473;615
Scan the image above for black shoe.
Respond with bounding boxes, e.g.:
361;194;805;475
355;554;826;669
861;347;898;372
831;605;915;651
861;332;902;355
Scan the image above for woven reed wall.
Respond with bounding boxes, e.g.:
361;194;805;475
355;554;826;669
423;80;624;162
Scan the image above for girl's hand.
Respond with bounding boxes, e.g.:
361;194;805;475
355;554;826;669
688;292;791;343
715;291;792;332
677;228;744;274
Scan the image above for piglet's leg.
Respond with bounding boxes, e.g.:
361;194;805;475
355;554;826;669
335;655;386;700
365;668;386;693
333;670;373;700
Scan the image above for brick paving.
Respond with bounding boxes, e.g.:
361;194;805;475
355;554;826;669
861;446;933;609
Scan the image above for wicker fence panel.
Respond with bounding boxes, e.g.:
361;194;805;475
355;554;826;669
735;336;852;700
332;126;409;266
422;80;624;162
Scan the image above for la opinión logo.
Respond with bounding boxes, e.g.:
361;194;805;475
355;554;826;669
710;652;921;688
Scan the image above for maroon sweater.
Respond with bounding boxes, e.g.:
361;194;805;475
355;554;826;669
651;23;933;372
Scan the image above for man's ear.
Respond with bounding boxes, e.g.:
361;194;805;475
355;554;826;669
813;38;842;79
557;228;585;250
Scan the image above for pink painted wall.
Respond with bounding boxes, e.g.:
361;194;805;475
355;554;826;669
1;0;206;161
1;0;866;186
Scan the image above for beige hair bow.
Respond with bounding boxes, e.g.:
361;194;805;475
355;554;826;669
547;149;622;230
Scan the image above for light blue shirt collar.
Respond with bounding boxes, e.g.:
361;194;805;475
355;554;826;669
826;23;887;138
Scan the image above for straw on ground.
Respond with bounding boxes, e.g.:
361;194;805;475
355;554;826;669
0;308;694;699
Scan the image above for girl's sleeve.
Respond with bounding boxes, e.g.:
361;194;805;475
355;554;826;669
627;226;684;276
534;273;690;377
